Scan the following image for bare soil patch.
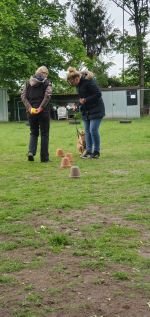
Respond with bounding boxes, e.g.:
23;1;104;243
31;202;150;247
0;206;150;317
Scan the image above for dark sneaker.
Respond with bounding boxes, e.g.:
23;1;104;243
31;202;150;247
41;159;52;163
91;151;100;159
28;152;34;161
81;150;92;159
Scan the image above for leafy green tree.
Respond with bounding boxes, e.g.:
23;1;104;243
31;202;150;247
90;57;113;87
111;0;149;111
0;0;66;91
107;76;123;87
0;0;93;94
45;24;92;93
71;0;119;59
122;53;150;88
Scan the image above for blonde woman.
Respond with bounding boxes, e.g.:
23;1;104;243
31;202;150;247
21;66;52;162
67;67;105;158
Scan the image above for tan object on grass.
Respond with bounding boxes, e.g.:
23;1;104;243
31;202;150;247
69;166;81;178
65;153;73;162
56;148;65;157
77;130;86;154
60;157;71;168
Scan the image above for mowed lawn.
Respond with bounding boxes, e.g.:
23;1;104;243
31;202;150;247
0;118;150;317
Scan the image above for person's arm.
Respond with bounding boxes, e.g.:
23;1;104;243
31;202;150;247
81;80;102;110
37;82;52;113
21;82;32;113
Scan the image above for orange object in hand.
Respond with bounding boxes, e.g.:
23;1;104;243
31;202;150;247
31;107;38;114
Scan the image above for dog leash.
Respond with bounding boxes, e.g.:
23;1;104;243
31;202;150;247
74;114;80;139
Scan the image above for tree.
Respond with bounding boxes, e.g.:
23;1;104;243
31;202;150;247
0;0;66;91
121;53;150;88
48;24;92;93
0;0;93;94
110;0;149;112
90;57;113;87
71;0;118;59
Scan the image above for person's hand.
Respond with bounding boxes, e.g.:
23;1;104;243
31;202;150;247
30;107;38;114
79;98;86;105
28;106;32;114
36;106;43;114
72;104;77;111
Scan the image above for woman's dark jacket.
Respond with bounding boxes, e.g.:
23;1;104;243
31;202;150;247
76;73;105;120
21;75;52;113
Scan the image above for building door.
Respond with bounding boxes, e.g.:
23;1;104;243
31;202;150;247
112;91;127;118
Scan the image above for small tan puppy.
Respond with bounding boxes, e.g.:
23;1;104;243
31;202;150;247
77;130;86;154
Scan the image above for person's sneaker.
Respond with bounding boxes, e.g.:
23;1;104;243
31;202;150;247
81;150;92;159
28;152;34;161
91;151;100;159
41;158;52;162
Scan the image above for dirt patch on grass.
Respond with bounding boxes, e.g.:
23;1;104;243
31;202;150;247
0;206;150;317
1;251;150;317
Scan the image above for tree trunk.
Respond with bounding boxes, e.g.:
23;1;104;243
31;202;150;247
134;0;145;115
139;45;145;115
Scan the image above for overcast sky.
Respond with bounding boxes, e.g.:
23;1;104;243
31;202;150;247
54;0;149;77
100;0;135;76
58;0;137;76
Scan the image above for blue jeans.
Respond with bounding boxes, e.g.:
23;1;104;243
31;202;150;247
83;118;102;153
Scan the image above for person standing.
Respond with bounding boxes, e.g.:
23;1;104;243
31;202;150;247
67;67;105;158
21;66;52;162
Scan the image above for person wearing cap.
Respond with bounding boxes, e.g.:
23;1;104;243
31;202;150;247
21;66;52;162
67;67;105;159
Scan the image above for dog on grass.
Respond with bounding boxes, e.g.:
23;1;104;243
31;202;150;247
77;130;86;154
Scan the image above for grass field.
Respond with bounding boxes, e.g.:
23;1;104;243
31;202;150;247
0;118;150;317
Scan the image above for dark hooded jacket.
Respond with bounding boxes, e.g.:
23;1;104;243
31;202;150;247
76;71;105;120
21;75;52;112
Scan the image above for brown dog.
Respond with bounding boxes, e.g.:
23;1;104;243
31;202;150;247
77;130;86;154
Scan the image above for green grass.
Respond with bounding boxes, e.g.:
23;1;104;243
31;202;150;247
0;274;17;284
48;232;72;252
0;118;150;314
0;119;149;214
112;271;130;280
0;259;25;273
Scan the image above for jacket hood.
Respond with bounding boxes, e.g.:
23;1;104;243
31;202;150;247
29;74;47;86
81;70;94;80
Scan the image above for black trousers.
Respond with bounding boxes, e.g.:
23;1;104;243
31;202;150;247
28;111;50;162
